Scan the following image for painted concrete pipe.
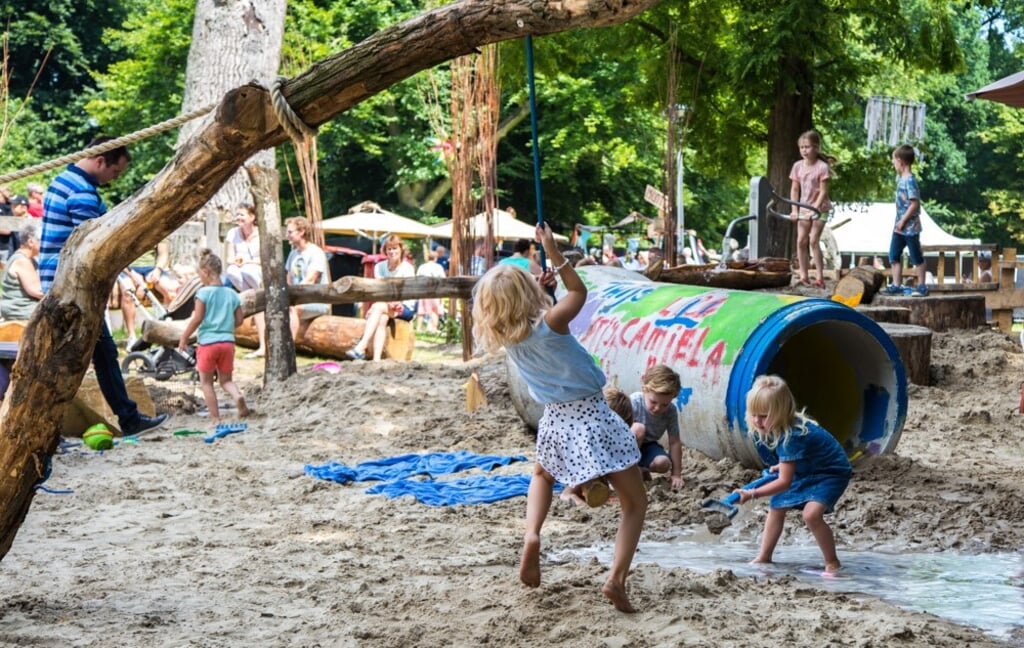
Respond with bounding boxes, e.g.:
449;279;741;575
507;266;908;467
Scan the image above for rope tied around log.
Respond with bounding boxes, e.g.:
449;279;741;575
270;76;324;247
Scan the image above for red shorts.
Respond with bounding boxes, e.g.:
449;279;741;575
196;341;236;374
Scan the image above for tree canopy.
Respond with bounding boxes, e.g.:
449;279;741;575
2;0;1023;248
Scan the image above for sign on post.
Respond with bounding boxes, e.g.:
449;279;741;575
644;184;668;212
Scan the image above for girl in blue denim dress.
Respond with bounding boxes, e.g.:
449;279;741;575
734;375;852;573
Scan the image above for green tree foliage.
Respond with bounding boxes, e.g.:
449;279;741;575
8;0;1024;252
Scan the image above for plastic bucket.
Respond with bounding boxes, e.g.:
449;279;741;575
507;266;907;467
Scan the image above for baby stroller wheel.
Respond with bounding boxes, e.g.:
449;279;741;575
121;351;157;377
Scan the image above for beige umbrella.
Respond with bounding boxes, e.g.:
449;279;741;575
429;209;568;242
965;70;1024;107
321;205;437;252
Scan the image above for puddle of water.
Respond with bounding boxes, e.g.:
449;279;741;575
554;535;1024;640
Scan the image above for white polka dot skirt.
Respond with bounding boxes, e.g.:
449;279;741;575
536;393;641;488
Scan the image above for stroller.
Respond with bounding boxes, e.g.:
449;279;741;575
120;275;201;381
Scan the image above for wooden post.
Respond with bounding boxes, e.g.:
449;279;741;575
246;164;295;383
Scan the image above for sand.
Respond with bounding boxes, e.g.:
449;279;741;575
1;326;1023;647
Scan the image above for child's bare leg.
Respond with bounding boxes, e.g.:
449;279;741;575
752;507;786;564
810;221;825;281
520;463;555;588
802;502;840;571
219;372;250;417
603;465;648;613
199;370;219;423
795;221;811;281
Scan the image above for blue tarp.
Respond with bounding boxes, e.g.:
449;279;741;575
304;451;528;484
304;451;549;506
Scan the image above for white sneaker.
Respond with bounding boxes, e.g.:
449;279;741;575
126;335;139;350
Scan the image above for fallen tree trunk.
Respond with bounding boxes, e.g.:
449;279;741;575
0;0;664;561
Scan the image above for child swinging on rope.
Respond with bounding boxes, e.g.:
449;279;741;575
472;224;647;613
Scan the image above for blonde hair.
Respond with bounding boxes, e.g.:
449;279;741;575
381;234;406;255
285;216;312;241
471;264;552;352
744;374;811;449
603;386;634;426
641;364;681;397
198;248;223;275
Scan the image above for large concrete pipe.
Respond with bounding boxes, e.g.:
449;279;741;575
507;266;907;467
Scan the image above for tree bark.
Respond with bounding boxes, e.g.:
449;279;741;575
0;0;664;561
246;164;295;384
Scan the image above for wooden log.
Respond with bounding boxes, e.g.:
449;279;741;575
854;305;911;325
874;293;986;331
878;323;932;386
149;314;415;361
832;266;884;307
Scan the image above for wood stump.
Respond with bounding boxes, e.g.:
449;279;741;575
385;319;416;361
854;305;911;325
832;266;885;307
878;322;932;386
874;293;985;331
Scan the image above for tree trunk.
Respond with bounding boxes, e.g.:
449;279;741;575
763;57;813;259
246;164;295;384
0;0;664;562
177;0;286;219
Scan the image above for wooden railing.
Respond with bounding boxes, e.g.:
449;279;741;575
922;244;1024;332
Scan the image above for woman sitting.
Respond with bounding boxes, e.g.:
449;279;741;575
225;202;266;358
346;234;416;361
0;223;42;321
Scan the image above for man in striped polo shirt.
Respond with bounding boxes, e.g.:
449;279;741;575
40;137;169;436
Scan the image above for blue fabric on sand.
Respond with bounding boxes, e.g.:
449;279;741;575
304;451;527;484
365;474;562;507
304;451;540;506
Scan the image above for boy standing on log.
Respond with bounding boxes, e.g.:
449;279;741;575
39;137;170;436
884;145;929;297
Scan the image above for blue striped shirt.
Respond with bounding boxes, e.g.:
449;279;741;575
39;164;106;292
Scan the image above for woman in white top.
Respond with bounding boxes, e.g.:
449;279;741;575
346;234;415;361
285;216;331;342
224;203;266;357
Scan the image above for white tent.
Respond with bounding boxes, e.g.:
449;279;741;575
429;209;569;243
830;202;980;257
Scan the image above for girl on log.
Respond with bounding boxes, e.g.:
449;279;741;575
472;224;647;612
789;130;837;288
734;375;851;573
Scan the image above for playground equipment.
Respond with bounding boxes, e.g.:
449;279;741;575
508;265;907;468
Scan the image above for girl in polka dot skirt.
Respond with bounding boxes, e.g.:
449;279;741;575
472;224;648;613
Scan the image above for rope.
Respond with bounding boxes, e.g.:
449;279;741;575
270;76;316;142
0;102;218;185
270;77;324;247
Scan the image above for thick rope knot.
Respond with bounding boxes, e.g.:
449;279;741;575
271;76;317;143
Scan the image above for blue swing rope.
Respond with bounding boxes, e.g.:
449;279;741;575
525;36;548;270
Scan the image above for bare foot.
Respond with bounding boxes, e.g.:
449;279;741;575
602;579;636;613
236;397;251;418
519;536;541;587
824;560;841;573
750;556;772;565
